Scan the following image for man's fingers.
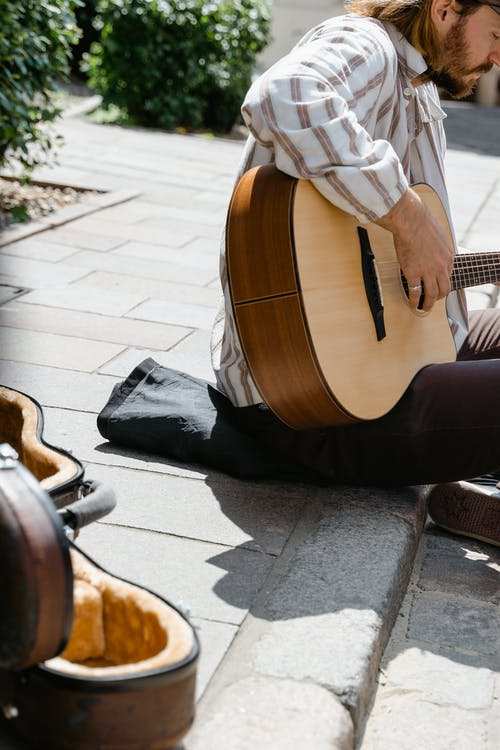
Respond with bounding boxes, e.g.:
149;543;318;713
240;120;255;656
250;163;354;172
407;281;422;309
438;276;452;299
422;292;437;312
407;281;422;294
405;272;451;312
421;274;452;312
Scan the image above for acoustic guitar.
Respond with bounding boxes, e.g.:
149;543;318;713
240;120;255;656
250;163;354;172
226;164;500;430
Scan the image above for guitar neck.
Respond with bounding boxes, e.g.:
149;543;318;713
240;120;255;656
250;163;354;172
451;252;500;291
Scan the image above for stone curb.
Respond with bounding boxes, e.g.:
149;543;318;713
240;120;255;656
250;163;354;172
188;675;354;750
60;94;103;120
0;187;140;248
186;484;429;749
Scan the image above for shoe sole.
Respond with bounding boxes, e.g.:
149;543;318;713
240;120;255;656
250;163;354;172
427;482;500;547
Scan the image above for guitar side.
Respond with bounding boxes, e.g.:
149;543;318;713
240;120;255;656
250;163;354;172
226;165;457;429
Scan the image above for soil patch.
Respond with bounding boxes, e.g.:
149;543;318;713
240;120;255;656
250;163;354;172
0;177;97;230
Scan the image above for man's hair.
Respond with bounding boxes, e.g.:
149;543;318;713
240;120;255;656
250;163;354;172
346;0;483;69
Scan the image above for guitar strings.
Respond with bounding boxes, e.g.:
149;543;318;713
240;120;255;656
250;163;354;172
360;254;500;291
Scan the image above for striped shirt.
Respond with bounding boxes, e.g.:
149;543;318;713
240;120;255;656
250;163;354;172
211;14;468;407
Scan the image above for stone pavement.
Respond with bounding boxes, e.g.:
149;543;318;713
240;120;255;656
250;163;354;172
0;103;499;749
360;528;500;749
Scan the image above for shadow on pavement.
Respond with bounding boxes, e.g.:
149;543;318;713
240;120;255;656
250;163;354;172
443;103;500;157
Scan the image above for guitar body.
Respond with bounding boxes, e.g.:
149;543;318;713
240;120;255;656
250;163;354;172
226;164;457;430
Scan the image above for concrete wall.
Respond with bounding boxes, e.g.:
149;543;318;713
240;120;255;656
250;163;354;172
259;0;345;69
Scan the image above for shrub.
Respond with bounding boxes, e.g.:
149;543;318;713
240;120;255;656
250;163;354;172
0;0;80;171
85;0;272;133
71;0;100;75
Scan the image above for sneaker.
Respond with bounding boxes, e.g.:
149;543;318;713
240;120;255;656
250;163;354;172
427;479;500;547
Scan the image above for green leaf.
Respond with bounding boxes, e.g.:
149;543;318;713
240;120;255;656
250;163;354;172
0;0;80;171
10;204;31;223
83;0;271;133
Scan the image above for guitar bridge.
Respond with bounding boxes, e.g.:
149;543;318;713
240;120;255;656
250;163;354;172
357;227;386;342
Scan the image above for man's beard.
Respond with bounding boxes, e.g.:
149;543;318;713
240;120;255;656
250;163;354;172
429;15;493;98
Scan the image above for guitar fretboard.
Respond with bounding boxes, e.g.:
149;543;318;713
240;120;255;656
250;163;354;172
451;252;500;291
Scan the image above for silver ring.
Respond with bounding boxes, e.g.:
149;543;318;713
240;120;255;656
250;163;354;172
408;283;422;293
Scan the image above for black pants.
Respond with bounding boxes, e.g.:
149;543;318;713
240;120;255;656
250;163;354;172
237;309;500;486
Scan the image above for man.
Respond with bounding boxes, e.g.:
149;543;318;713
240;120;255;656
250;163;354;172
211;0;500;545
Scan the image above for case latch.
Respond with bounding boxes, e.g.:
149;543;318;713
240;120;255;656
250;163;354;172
0;444;19;470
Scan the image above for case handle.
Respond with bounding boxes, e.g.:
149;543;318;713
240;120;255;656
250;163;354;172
58;481;117;533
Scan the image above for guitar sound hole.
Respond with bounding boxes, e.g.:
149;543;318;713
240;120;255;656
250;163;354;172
401;275;425;311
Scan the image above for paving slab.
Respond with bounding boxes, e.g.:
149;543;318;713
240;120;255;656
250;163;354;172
448;186;497;240
0;285;26;306
126;298;216;330
96;332;214;382
111;239;219;271
35;226;127;251
418;535;500;603
479;198;500;229
1;238;82;262
58;155;235;195
0;361;119;413
65;249;216;286
374;648;495;710
407;593;499;654
490;675;500;750
0;302;190;350
79;461;307;555
75;521;275;626
443;103;500;157
19;284;148;317
155;329;214;378
96;200;227;229
91;201;175;225
360;693;489;750
0;219;44;245
0;327;126;372
135;215;222;241
85;151;235;183
60;159;194;191
180;236;223;259
0;255;88;288
466;288;497;310
73;270;220;307
66;215;197;247
464;227;500;251
143;187;231;212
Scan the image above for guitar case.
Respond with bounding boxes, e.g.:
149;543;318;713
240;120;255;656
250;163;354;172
0;386;200;750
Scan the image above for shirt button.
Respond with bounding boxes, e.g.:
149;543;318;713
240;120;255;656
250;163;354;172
404;87;412;97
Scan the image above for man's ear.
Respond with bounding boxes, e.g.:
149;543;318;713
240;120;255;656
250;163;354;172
430;0;455;35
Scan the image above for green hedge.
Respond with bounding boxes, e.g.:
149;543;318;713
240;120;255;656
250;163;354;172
85;0;272;133
72;0;100;74
0;0;80;171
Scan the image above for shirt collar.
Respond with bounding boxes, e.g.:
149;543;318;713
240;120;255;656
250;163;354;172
383;21;447;125
384;22;428;81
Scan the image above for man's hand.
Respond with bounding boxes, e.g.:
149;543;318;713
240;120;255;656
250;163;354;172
375;188;455;311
